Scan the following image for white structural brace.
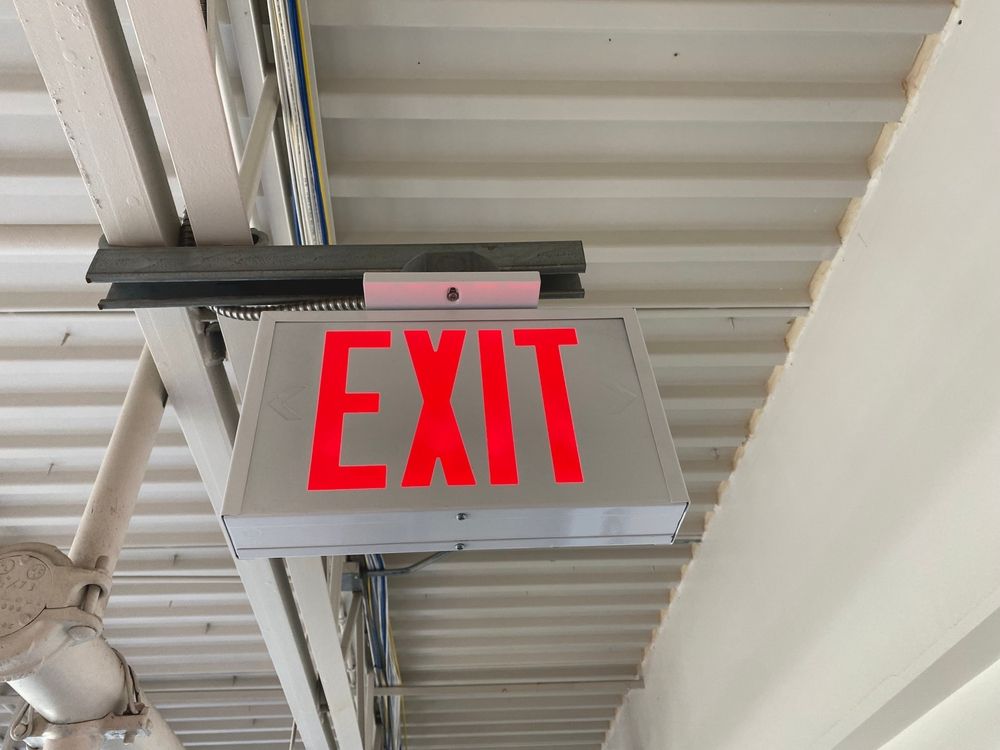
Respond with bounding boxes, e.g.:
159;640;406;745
286;558;365;750
239;72;281;214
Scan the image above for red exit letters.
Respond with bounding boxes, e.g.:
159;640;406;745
308;328;583;491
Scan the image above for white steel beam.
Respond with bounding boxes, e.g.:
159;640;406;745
286;557;365;750
233;558;333;748
133;307;239;510
11;0;176;247
123;0;250;245
121;3;358;749
11;0;336;748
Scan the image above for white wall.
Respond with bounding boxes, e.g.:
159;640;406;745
605;1;1000;748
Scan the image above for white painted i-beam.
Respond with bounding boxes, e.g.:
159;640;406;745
11;0;349;747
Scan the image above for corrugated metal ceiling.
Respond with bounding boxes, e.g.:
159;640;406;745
311;4;946;744
1;1;950;748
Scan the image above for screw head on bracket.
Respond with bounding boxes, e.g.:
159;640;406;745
454;543;467;551
446;287;460;302
456;512;469;521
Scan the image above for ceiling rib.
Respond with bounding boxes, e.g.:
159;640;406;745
309;0;950;34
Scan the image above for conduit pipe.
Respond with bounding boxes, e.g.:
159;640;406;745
3;347;183;750
70;346;166;611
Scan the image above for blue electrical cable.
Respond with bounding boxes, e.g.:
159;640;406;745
363;554;405;749
285;0;329;244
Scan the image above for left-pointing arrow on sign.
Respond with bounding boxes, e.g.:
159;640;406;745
269;386;308;421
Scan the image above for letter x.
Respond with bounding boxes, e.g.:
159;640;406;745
401;330;476;487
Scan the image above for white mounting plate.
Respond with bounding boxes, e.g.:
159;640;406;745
363;271;540;310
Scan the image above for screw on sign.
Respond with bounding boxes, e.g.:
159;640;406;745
308;328;584;491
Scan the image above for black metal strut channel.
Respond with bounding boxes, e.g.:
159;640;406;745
87;239;587;310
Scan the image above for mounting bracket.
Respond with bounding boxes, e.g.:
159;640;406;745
363;271;540;310
87;240;585;310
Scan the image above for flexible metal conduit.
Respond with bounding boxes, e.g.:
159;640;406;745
213;296;365;320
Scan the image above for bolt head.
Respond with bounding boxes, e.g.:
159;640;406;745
454;543;467;551
68;624;98;642
446;286;460;302
456;512;469;521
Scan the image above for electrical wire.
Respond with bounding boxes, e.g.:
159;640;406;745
288;0;333;241
267;0;330;245
284;0;329;244
362;553;406;749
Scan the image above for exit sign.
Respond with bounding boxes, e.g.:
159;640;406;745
222;310;688;558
